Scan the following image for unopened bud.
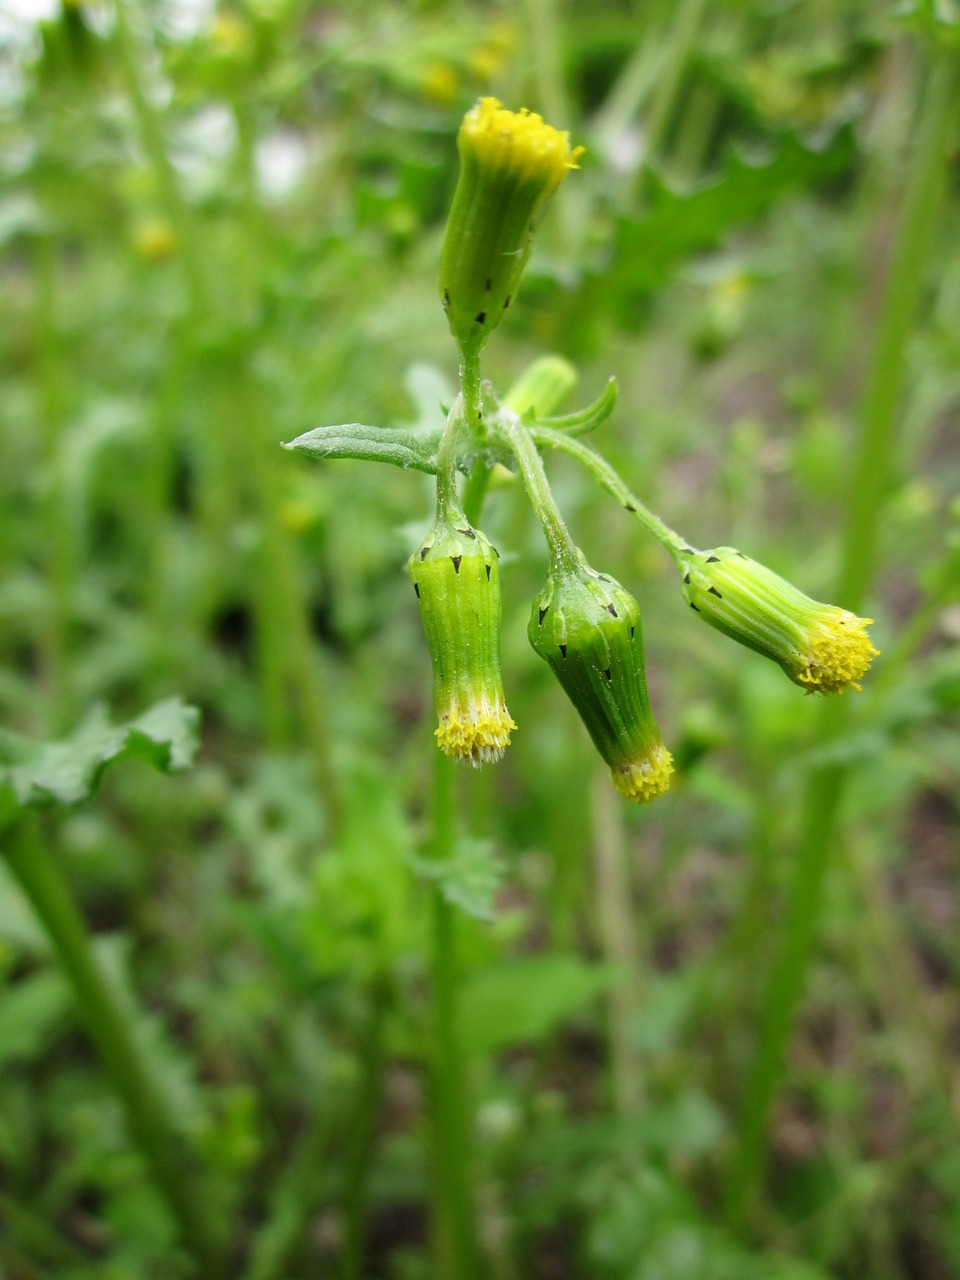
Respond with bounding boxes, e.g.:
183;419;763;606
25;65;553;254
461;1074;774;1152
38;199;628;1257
409;517;516;764
680;547;879;693
439;97;583;356
529;557;672;802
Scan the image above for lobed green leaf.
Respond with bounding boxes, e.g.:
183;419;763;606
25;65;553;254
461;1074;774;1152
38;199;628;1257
0;697;200;820
611;127;857;301
406;838;504;923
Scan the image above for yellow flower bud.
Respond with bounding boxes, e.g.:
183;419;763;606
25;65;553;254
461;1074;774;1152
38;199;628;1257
529;557;672;803
680;547;879;693
409;517;516;765
439;98;583;357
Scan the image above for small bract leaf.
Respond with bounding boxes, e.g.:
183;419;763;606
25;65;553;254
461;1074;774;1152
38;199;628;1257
535;376;618;437
407;839;504;922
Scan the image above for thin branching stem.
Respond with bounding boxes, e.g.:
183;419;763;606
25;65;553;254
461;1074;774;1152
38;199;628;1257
529;426;689;564
499;415;578;572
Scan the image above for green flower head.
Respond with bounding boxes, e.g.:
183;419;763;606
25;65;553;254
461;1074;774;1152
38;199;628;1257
409;516;516;765
439;97;583;357
680;546;879;693
529;555;672;803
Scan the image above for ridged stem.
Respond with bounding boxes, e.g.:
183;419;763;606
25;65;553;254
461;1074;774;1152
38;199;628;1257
461;357;577;523
423;344;489;1280
426;752;478;1280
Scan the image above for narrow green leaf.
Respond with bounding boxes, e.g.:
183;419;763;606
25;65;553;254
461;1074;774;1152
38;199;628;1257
535;376;618;437
283;423;442;473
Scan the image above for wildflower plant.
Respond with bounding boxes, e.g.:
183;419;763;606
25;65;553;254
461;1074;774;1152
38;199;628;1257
287;97;878;804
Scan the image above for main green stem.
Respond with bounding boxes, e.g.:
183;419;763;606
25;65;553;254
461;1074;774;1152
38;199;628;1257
427;752;478;1280
3;821;223;1276
33;234;73;730
340;982;390;1280
422;343;486;1280
725;48;960;1227
425;362;597;1276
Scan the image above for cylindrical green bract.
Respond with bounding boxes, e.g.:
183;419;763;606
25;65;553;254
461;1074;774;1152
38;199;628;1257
529;559;672;803
679;546;878;693
409;516;516;765
439;98;583;357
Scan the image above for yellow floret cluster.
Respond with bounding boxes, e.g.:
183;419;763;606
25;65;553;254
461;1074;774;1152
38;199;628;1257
610;744;675;804
794;610;880;694
436;695;518;766
460;97;584;188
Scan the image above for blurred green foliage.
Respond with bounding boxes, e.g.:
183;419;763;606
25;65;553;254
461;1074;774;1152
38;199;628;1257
0;0;959;1277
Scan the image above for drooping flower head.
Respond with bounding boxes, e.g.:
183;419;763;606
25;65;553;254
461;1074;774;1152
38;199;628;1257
409;516;516;764
679;546;879;693
439;97;583;357
529;554;672;803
